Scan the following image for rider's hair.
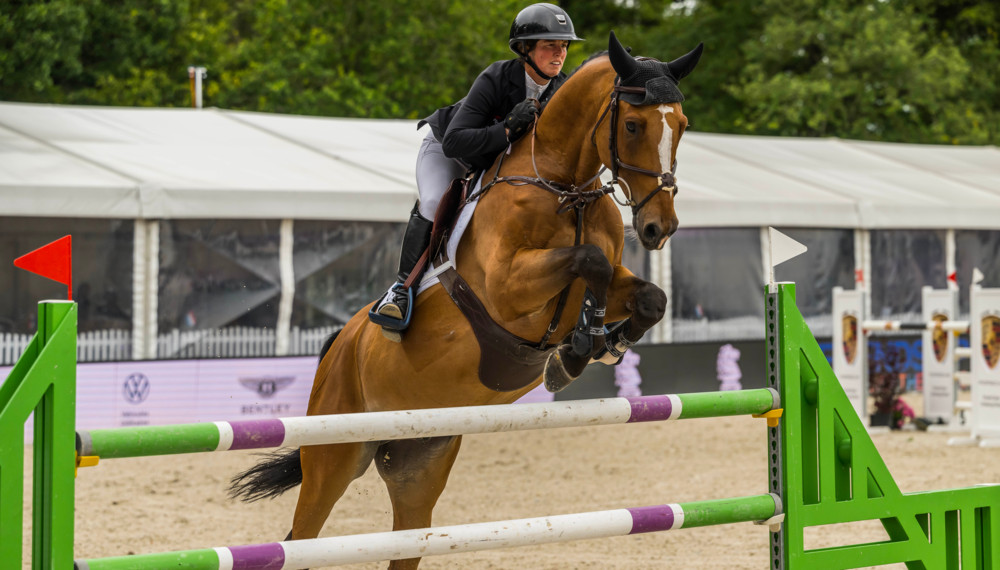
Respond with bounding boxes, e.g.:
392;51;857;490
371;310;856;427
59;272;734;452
512;40;538;57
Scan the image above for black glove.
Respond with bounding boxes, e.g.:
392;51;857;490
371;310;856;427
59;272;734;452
504;98;539;142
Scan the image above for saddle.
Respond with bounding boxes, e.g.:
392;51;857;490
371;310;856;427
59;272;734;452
416;175;557;392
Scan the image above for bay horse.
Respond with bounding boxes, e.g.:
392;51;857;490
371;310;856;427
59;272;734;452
230;32;702;569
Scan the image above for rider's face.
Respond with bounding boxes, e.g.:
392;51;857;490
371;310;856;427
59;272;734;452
527;40;569;80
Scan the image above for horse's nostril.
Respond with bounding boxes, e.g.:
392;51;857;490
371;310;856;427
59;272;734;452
642;223;660;243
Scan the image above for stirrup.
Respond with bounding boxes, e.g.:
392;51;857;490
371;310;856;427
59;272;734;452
368;284;414;332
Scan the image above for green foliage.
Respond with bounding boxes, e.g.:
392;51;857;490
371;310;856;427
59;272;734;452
0;1;86;100
729;0;983;144
208;0;521;118
0;0;997;145
628;0;765;139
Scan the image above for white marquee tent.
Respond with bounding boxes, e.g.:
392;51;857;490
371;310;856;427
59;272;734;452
3;101;1000;229
2;102;1000;355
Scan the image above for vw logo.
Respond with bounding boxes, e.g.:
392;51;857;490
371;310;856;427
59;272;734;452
123;373;150;404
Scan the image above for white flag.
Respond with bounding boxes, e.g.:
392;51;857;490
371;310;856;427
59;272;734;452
767;227;808;287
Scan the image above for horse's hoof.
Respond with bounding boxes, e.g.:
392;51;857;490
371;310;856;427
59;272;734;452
543;351;575;392
591;347;624;366
381;327;402;343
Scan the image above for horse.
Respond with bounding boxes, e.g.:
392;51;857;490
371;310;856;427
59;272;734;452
230;32;702;570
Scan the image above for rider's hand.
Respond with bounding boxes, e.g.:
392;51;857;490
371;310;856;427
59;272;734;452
504;98;539;142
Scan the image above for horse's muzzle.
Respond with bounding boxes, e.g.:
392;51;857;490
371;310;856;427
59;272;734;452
636;215;678;250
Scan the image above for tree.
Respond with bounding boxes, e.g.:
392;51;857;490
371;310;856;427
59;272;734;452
1;0;996;145
913;0;1000;143
0;1;86;101
728;0;984;144
210;0;522;118
626;0;766;137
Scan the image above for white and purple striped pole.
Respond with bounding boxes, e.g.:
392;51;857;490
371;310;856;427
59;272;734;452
74;493;780;569
77;389;780;460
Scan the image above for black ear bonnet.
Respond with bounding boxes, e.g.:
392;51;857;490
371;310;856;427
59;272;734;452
608;31;703;105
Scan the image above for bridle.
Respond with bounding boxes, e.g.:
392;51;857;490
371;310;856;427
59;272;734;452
591;76;679;212
467;76;680;218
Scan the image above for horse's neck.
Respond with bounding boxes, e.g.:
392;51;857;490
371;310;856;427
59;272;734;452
528;66;614;185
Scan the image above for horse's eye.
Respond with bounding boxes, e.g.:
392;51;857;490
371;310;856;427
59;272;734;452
625;121;636;134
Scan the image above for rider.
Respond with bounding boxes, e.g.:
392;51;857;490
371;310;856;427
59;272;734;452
370;3;583;342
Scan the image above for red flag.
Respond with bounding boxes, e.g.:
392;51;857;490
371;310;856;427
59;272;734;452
14;235;73;300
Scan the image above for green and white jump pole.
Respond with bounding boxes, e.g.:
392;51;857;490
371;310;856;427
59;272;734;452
75;388;780;459
75;494;781;570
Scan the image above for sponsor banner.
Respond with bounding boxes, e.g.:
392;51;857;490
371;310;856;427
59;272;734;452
194;358;315;421
4;355;548;445
921;287;957;422
12;357;319;444
832;287;866;421
971;288;1000;438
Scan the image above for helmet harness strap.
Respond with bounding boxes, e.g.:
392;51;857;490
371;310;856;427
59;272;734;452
516;42;556;82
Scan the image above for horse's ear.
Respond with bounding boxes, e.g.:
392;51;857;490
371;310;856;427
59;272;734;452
665;42;704;81
608;31;638;78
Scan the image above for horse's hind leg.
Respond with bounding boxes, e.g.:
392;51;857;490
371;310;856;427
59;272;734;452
288;441;378;540
376;436;463;570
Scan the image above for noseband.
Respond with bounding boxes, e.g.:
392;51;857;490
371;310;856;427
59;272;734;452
591;77;679;213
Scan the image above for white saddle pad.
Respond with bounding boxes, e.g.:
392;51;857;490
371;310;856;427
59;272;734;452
415;177;482;297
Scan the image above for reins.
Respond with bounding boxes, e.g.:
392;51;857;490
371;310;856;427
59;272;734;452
464;130;610;215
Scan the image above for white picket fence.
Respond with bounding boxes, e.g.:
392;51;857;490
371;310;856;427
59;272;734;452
0;326;341;364
156;326;340;359
0;329;132;365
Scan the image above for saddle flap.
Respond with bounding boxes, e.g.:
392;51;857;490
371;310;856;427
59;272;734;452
429;176;472;260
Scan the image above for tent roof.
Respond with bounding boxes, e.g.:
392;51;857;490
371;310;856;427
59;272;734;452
2;101;999;229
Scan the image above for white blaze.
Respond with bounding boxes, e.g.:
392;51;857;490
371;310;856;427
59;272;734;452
658;105;674;175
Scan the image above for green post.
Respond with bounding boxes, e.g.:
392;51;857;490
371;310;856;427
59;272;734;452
0;301;77;569
772;283;1000;569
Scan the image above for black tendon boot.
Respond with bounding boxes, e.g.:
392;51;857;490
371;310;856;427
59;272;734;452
369;204;433;342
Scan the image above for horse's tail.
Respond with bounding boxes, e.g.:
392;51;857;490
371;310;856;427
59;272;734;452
228;448;303;502
228;330;342;502
319;329;341;363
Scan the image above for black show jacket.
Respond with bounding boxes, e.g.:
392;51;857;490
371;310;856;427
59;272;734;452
419;58;567;171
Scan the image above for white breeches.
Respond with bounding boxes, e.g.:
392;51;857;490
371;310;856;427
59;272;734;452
415;131;467;219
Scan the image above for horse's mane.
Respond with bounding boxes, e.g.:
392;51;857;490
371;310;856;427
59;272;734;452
569;51;609;77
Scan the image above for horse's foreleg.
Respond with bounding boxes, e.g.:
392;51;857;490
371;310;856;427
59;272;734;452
376;436;463;570
489;244;614;321
593;266;667;364
489;244;616;392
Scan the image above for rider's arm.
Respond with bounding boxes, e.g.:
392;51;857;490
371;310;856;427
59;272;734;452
441;63;510;163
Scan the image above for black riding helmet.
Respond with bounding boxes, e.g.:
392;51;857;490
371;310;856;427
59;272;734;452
508;3;583;80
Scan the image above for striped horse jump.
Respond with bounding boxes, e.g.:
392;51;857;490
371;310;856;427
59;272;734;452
74;495;781;570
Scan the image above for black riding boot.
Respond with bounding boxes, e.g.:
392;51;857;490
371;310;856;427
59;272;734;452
370;203;433;341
